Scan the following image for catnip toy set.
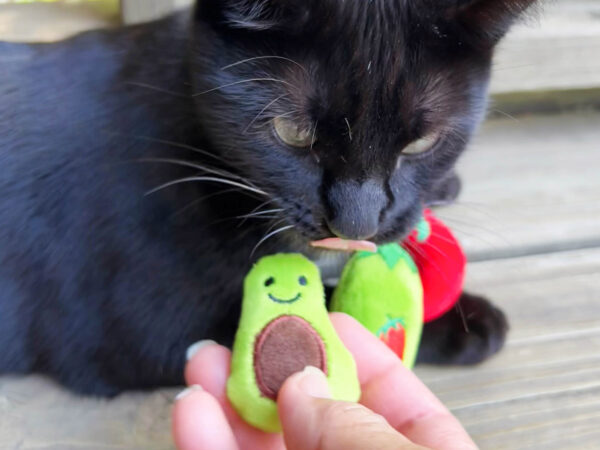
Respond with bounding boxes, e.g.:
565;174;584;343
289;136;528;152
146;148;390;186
226;209;466;432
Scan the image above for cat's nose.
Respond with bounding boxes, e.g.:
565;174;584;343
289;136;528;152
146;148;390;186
325;180;387;240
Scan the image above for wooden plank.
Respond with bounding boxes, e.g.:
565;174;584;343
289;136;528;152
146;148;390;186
490;0;600;94
441;111;600;261
0;3;117;43
465;247;600;338
121;0;176;25
120;0;192;24
0;375;178;450
461;387;600;450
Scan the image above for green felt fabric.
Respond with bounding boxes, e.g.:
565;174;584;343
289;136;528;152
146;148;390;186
227;254;361;433
330;244;424;369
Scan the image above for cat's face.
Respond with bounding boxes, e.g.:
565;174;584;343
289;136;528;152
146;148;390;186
191;0;536;243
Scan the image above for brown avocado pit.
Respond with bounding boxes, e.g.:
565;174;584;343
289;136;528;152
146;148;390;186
254;315;327;400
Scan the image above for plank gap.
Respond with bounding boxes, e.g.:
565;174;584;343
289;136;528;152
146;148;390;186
467;238;600;263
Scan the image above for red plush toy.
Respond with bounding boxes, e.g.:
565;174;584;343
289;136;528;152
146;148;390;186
402;209;466;323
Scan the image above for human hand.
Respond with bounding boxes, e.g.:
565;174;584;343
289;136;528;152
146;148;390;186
172;313;477;450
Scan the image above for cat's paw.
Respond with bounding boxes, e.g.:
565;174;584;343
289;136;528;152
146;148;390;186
417;292;508;365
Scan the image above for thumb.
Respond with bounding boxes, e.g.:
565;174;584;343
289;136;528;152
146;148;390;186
277;367;427;450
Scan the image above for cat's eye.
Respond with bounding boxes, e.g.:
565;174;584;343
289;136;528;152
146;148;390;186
273;117;316;148
401;134;439;156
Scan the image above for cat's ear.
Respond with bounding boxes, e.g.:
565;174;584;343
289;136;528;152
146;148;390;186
196;0;311;32
447;0;539;45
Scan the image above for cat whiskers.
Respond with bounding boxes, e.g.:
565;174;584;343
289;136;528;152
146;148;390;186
125;82;190;99
455;300;470;333
492;108;519;122
244;94;289;133
170;188;238;218
137;157;251;185
236;200;281;228
310;120;319;163
103;132;225;163
250;224;295;258
269;110;301;121
221;55;309;75
139;156;270;200
236;209;284;221
434;213;508;247
344;117;353;141
146;176;268;198
193;78;296;97
133;137;225;162
402;239;451;284
253;217;287;239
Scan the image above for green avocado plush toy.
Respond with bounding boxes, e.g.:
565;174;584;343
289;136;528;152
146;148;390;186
227;254;361;433
330;243;424;369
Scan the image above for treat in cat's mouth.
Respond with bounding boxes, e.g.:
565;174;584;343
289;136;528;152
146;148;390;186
310;238;377;253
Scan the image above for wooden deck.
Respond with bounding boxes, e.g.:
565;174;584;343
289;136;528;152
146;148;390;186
415;112;600;449
1;2;600;449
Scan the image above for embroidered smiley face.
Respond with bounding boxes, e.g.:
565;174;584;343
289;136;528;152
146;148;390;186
243;255;322;313
263;274;307;304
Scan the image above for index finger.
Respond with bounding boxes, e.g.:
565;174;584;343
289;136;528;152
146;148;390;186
330;313;477;450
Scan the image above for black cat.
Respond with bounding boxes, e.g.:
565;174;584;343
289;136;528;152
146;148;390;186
0;0;535;396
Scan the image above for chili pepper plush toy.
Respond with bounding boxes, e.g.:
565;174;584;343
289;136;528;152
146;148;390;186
330;243;424;368
330;209;466;368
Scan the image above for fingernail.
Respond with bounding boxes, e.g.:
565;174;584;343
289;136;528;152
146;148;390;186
186;340;217;361
297;366;331;399
175;385;203;401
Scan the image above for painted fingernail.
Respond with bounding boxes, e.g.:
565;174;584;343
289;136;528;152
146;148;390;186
297;366;331;399
186;340;217;361
175;385;203;401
